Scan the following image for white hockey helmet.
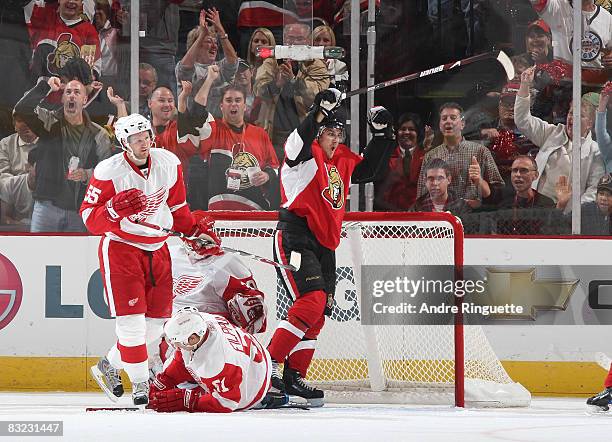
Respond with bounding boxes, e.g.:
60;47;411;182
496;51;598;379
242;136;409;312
114;113;154;154
164;307;209;351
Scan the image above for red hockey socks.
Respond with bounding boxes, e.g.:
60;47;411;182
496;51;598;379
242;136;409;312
287;315;325;377
267;290;326;363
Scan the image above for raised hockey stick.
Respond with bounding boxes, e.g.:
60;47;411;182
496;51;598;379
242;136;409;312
132;219;302;271
342;50;514;98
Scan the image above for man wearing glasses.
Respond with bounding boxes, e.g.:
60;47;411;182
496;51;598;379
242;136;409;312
416;102;504;208
494;155;556;235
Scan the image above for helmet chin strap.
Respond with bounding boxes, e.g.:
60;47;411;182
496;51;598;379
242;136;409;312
122;142;147;165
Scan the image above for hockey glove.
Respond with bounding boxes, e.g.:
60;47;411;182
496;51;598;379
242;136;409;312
150;372;174;395
227;289;268;334
313;88;343;118
185;214;222;257
105;189;146;220
148;387;202;413
603;81;612;97
367;106;395;140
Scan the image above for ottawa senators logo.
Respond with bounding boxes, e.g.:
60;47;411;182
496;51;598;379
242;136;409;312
46;33;96;75
321;165;344;209
227;151;260;189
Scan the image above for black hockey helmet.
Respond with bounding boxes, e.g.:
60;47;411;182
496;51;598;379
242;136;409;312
317;118;345;142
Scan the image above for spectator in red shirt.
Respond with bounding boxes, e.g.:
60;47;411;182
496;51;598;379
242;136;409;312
374;113;433;211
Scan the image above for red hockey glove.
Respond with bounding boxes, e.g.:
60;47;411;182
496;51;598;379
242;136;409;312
106;189;146;220
147;387;201;413
227;289;267;334
185;213;222;257
150;372;174;395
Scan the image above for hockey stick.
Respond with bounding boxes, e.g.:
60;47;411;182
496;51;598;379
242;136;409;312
132;219;302;271
342;50;514;98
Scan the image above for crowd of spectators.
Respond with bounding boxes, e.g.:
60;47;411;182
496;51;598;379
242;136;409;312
0;0;610;236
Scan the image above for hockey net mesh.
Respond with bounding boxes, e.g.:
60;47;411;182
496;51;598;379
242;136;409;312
214;214;516;403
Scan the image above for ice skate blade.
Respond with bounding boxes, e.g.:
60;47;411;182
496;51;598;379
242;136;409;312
586;404;610;414
288;395;323;408
90;365;119;403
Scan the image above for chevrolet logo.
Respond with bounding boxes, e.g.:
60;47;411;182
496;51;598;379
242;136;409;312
476;268;579;320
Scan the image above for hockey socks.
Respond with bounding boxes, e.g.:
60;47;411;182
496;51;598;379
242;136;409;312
268;319;306;363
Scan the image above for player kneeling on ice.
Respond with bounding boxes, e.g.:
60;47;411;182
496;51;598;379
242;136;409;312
266;88;396;407
170;211;268;333
147;307;281;412
82;114;221;406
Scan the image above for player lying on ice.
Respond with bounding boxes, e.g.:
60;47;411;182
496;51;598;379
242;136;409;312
144;213;269;375
266;88;396;407
169;211;267;332
147;307;285;412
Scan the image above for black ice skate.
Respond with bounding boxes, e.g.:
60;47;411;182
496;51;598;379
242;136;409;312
283;366;324;407
587;387;612;411
254;391;289;409
132;381;150;406
270;360;285;393
90;356;124;402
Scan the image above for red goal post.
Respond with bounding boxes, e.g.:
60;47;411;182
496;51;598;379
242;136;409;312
207;211;530;407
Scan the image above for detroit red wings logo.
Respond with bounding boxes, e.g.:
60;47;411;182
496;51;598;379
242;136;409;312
173;274;206;298
321;165;344;209
129;187;168;222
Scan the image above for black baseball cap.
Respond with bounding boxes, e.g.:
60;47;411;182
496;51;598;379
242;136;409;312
597;174;612;193
237;59;251;73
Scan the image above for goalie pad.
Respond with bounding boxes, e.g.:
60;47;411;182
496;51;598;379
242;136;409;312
227;291;267;334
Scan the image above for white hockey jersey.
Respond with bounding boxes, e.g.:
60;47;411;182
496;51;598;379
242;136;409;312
533;0;612;70
158;313;271;412
80;149;193;251
170;245;257;316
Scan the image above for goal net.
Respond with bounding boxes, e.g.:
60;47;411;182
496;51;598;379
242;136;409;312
211;211;530;407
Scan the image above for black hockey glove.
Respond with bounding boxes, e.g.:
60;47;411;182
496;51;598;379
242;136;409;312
367;106;395;140
313;88;343;118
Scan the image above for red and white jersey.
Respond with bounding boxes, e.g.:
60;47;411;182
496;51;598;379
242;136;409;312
80;149;194;251
532;0;612;72
161;313;271;412
170;245;257;317
28;4;102;80
281;117;362;250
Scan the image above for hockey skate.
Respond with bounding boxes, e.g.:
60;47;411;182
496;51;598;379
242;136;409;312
90;356;124;402
587;387;612;412
254;391;290;409
283;366;324;407
270;360;285;393
132;381;150;406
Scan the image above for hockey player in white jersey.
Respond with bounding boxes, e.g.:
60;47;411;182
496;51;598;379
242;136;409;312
81;114;221;406
170;211;267;335
147;307;272;412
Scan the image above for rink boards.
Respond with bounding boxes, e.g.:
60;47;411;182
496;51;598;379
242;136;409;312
1;234;612;395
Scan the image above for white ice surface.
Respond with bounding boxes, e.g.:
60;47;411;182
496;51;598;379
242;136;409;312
0;393;611;442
